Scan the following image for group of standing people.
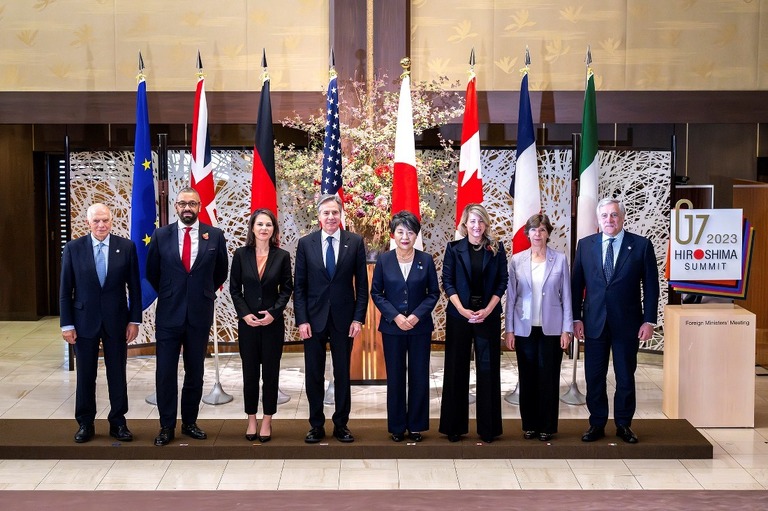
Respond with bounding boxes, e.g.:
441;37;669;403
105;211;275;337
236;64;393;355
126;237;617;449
60;189;657;446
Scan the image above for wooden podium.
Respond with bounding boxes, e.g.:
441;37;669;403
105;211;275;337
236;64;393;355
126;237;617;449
662;304;755;427
350;264;387;384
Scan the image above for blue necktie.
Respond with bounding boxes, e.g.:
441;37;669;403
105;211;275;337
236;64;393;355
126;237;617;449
96;242;106;287
603;238;615;282
326;237;336;279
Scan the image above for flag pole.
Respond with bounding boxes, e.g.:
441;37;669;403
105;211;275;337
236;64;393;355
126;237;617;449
560;46;593;406
504;46;532;407
198;51;233;406
323;47;337;405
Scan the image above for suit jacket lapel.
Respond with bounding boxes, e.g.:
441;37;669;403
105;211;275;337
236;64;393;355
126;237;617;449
244;246;261;284
591;235;605;282
82;236;100;285
456;239;472;280
336;231;350;271
261;247;276;283
192;225;210;271
542;247;555;284
612;232;632;277
312;231;330;281
520;250;533;290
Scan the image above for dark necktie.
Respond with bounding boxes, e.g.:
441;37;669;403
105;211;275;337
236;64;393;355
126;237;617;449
95;242;106;287
182;227;192;272
603;237;615;282
326;236;336;279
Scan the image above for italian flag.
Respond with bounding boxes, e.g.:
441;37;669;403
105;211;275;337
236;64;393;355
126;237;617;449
576;68;599;241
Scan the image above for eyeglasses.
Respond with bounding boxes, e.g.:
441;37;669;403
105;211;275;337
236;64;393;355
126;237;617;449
176;201;200;209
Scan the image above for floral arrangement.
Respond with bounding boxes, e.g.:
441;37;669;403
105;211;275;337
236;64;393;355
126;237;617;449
276;75;465;253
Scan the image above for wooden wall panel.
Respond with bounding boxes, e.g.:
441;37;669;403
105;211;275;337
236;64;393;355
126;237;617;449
734;180;768;367
0;126;40;320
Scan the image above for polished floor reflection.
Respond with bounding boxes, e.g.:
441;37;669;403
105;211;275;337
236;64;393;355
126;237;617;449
0;318;767;490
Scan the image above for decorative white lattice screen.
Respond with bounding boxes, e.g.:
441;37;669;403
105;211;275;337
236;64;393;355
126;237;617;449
69;148;669;350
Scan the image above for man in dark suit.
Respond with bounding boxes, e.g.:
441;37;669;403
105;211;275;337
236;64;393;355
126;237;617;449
572;198;659;444
60;203;142;443
146;187;228;446
294;194;368;443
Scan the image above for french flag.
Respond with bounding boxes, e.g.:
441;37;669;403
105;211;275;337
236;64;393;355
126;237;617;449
511;69;541;254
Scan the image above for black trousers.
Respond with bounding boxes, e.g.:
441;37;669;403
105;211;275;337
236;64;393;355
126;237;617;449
304;314;353;430
155;323;209;428
516;326;563;434
74;326;128;427
382;332;431;435
238;320;284;416
439;314;502;439
584;322;639;428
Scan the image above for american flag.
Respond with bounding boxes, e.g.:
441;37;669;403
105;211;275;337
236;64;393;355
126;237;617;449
321;71;344;224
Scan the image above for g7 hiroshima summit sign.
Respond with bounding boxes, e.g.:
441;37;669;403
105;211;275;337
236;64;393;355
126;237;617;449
669;199;743;281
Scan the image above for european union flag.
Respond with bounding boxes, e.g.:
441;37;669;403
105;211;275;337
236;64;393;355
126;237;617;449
130;74;158;309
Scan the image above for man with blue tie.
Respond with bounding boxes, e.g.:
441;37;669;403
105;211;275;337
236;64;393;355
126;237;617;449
294;194;368;443
146;188;228;446
60;203;142;443
572;198;659;444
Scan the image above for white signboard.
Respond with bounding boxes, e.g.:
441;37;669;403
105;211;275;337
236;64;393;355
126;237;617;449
669;204;743;281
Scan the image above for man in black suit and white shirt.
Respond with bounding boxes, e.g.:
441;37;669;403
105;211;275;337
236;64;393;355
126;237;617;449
60;203;142;443
572;198;659;444
146;187;228;446
294;194;369;443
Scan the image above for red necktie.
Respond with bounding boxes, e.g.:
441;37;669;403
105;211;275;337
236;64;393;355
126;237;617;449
182;227;192;272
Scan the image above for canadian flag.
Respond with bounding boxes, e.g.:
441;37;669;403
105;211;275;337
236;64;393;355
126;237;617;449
455;68;483;239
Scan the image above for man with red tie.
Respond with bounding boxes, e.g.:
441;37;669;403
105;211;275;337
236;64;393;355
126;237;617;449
146;187;228;446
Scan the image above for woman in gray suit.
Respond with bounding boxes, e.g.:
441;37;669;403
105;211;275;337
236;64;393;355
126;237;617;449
505;213;572;441
230;208;293;443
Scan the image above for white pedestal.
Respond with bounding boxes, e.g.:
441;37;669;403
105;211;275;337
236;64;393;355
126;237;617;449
663;304;755;427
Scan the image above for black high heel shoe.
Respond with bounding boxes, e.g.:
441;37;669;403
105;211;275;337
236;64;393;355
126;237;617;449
245;433;258;442
259;424;272;443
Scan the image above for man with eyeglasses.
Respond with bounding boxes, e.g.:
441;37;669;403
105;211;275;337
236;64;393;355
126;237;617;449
146;187;228;446
60;203;142;443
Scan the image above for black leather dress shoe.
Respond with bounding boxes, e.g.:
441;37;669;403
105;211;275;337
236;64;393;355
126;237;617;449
523;430;537;440
391;432;405;442
109;424;133;442
74;424;95;443
481;436;494;444
581;425;606;442
616;425;638;444
539;433;553;442
154;427;175;446
447;434;462;442
305;427;326;443
408;432;423;442
333;427;355;443
181;423;207;440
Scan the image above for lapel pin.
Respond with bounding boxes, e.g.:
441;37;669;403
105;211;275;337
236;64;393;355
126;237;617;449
116;249;120;253
202;232;209;240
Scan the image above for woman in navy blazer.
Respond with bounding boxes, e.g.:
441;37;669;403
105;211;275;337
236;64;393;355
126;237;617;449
505;214;573;441
230;209;293;442
439;204;508;443
371;211;439;442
